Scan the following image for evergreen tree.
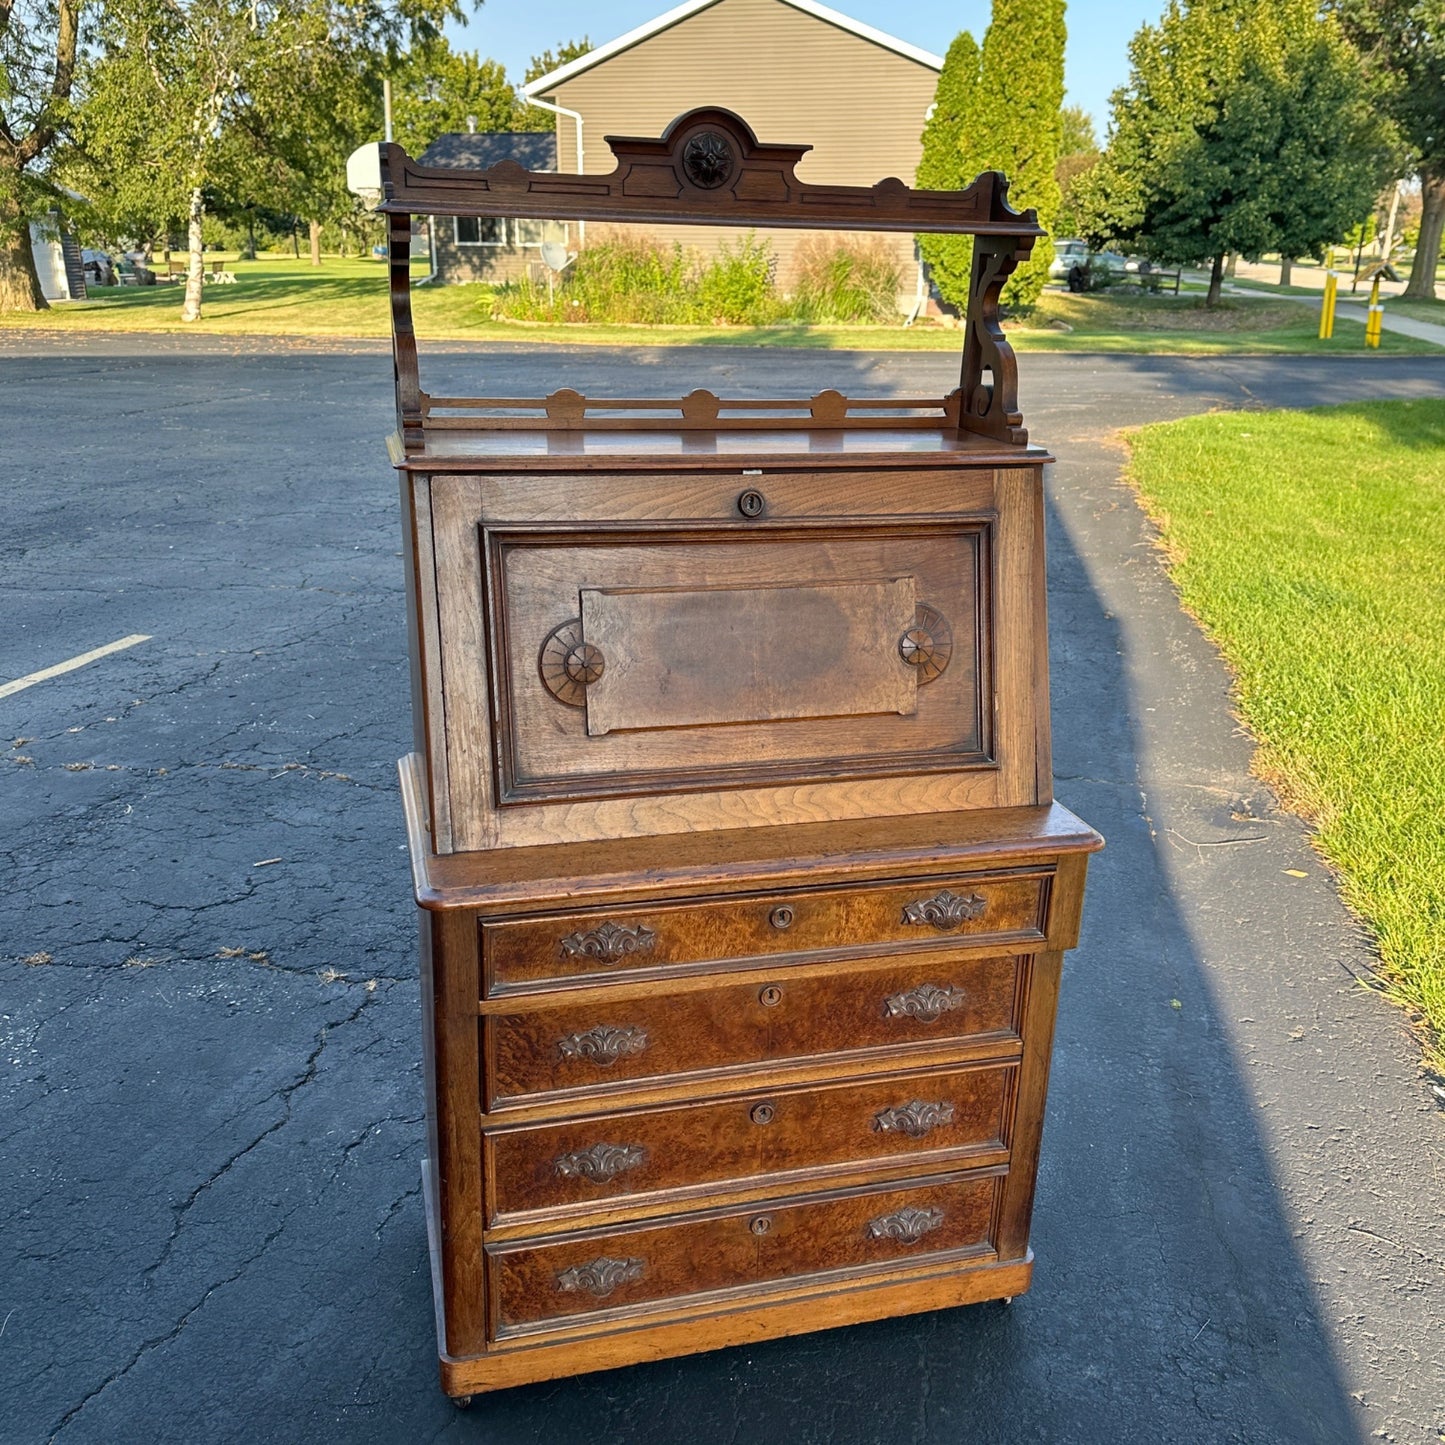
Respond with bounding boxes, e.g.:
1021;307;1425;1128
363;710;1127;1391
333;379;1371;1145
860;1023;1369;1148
915;30;981;311
968;0;1065;306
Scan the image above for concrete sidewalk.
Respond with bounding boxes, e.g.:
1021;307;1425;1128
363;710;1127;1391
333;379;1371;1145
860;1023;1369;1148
2;344;1443;1445
1226;280;1445;347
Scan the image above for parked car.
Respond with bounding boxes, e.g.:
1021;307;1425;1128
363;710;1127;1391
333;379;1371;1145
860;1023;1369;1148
81;249;116;287
1051;240;1150;292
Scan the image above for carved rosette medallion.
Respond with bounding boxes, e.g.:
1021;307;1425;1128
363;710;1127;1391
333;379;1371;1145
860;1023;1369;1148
873;1100;957;1139
553;1142;649;1183
682;130;735;189
559;920;658;962
556;1024;650;1066
897;604;952;685
884;983;969;1022
867;1206;945;1244
902;888;987;931
555;1255;646;1297
540;619;605;706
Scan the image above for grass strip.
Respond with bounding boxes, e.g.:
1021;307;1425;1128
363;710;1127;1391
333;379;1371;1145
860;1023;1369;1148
1128;400;1445;1067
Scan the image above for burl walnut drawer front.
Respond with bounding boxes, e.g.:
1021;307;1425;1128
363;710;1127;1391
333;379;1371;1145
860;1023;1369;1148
482;870;1050;994
485;1062;1015;1226
484;953;1021;1110
489;1172;1000;1337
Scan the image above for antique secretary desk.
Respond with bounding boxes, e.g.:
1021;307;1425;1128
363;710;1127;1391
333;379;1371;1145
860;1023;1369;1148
349;108;1100;1403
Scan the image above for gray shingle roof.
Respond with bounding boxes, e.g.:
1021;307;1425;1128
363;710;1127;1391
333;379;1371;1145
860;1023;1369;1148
418;132;557;171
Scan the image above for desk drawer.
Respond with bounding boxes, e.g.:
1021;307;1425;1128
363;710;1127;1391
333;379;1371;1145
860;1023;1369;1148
489;1171;1000;1337
484;953;1021;1110
482;871;1049;995
486;1062;1014;1226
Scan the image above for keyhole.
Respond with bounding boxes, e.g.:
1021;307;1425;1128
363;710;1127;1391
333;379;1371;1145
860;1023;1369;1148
769;906;794;930
750;1215;773;1236
750;1101;775;1126
758;984;783;1008
738;489;765;518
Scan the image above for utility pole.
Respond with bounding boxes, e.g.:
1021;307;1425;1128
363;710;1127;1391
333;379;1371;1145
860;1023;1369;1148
383;76;394;143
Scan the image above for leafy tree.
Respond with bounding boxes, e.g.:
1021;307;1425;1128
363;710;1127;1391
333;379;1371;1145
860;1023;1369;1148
1056;103;1100;238
516;36;592;132
915;30;981;311
74;0;464;319
0;0;85;310
392;39;520;152
1079;0;1391;304
1331;0;1445;299
917;2;1065;311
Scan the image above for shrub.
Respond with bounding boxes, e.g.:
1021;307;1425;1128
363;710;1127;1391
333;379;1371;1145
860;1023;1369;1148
491;230;784;326
788;236;902;323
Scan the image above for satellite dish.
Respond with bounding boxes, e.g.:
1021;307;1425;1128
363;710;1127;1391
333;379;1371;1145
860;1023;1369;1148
540;242;570;272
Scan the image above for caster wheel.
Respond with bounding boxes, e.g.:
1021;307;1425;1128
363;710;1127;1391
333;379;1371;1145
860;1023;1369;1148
1001;1296;1014;1307
451;1395;474;1410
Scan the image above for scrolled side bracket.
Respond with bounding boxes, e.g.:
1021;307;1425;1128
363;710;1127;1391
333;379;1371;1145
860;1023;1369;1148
959;192;1033;447
387;210;425;452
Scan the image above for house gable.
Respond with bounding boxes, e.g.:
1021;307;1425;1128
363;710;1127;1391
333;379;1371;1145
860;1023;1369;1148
527;0;940;185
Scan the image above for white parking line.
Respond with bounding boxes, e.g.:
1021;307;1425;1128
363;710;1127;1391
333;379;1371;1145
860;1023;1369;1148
0;634;153;701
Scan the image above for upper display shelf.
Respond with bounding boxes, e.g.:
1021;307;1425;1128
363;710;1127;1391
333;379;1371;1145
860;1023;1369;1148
350;106;1042;238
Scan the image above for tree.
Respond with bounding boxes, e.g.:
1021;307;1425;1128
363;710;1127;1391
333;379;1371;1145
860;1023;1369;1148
1079;0;1391;304
1332;0;1445;300
1056;103;1100;238
75;0;465;318
392;39;520;152
916;2;1065;311
915;30;982;312
0;0;84;311
516;36;592;131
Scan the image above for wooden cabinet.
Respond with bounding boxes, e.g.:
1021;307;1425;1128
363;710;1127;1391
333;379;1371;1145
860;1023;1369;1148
355;106;1101;1401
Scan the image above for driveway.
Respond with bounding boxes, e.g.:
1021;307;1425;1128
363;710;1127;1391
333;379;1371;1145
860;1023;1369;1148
3;338;1443;1444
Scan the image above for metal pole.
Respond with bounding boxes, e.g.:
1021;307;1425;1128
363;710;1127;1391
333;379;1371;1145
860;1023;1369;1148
383;76;394;144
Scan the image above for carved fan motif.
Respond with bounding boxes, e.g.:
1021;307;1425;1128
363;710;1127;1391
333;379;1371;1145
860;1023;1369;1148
682;131;735;188
540;619;605;706
898;604;952;684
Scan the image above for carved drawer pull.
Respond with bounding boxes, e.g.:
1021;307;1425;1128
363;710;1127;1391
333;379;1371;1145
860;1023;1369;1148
553;1143;648;1183
902;888;987;930
559;920;657;962
897;603;952;684
555;1255;645;1298
557;1025;649;1066
540;618;606;706
873;1100;956;1138
867;1206;945;1244
884;983;968;1022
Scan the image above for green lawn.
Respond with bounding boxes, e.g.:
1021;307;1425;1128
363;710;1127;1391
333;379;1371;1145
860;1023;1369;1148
1;253;1433;353
1128;401;1445;1067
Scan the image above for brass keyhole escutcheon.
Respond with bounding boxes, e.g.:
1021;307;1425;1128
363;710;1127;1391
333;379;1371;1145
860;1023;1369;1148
737;489;765;518
750;1214;773;1236
769;905;794;930
750;1101;775;1126
758;984;783;1008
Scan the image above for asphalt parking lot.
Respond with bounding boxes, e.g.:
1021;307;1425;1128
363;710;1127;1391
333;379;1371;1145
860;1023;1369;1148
3;337;1444;1444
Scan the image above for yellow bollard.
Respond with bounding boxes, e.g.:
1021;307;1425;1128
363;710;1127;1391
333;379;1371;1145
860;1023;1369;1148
1365;274;1383;349
1319;269;1338;340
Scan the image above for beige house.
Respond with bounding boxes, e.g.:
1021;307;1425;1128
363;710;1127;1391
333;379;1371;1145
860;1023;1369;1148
522;0;943;310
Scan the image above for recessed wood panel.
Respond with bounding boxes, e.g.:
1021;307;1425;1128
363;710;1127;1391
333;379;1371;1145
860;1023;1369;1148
580;577;917;736
483;520;990;805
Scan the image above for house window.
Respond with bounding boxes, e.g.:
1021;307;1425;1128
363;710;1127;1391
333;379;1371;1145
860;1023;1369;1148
455;216;505;246
512;219;570;248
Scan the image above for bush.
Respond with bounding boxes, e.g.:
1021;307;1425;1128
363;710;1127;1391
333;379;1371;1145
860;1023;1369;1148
788;236;903;322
